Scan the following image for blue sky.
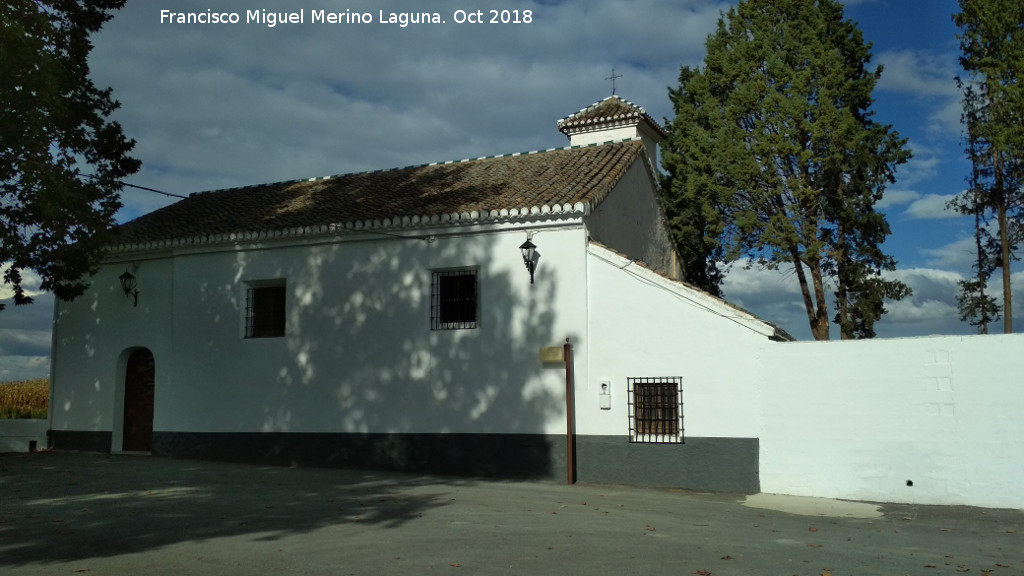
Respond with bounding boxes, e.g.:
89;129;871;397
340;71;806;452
2;0;1016;380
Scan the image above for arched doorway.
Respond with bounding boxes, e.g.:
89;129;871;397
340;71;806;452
122;348;155;452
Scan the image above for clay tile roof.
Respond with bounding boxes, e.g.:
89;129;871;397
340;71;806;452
557;95;669;138
117;140;646;246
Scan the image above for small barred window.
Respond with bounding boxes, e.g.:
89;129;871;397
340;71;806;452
431;269;478;330
628;377;683;443
245;283;286;338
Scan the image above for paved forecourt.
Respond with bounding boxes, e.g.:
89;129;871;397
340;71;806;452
1;452;1021;575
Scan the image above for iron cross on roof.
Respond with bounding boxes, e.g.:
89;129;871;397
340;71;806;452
605;68;623;95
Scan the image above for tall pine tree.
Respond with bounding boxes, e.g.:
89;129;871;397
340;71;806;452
949;81;1001;333
660;0;910;340
660;66;728;297
953;0;1024;333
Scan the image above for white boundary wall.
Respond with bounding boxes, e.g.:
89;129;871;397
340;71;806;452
0;419;48;453
581;244;1024;508
759;334;1024;509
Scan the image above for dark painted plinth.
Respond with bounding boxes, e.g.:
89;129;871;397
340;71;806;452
50;430;759;492
49;430;112;453
576;436;760;493
153;431;566;481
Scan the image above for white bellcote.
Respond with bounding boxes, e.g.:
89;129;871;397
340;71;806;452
557;95;667;165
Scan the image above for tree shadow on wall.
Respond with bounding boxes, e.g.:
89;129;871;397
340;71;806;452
42;175;575;564
155;209;569;479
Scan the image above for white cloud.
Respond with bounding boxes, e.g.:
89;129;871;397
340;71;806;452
0;290;52;382
885;267;963;302
931;93;965;136
0;356;49;383
891;137;948;189
0;328;51;357
722;263;815;339
877;189;921;209
875;50;958;99
904;194;960;219
875;49;963;141
859;268;967;337
90;0;728;213
720;263;998;340
922;235;975;270
879;267;1024;335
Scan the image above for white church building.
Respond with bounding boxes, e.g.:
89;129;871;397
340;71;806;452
47;96;1024;509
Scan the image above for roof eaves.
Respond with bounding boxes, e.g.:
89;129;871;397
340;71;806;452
111;199;593;254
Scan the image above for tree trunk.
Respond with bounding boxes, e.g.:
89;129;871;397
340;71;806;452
838;280;850;340
791;247;830;340
995;152;1013;333
999;201;1012;333
808;257;831;340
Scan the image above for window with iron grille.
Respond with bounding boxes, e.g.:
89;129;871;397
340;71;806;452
431;269;478;330
245;283;286;338
628;377;683;443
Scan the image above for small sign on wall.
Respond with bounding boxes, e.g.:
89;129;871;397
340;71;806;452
539;346;564;363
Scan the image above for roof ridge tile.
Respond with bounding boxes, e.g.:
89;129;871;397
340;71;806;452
189;139;638;197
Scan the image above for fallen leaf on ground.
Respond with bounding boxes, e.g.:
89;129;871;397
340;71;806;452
692;570;712;576
807;544;823;548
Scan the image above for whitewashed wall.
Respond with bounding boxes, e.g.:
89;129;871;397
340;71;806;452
51;217;1024;507
50;257;175;448
51;220;590;445
581;244;1024;508
0;419;48;452
581;245;775;438
759;334;1024;509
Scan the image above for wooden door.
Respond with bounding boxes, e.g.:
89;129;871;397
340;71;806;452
122;349;155;452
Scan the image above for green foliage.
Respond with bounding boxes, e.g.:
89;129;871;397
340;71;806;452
660;66;727;297
0;0;139;311
956;278;1001;334
660;0;910;339
948;91;1002;334
953;0;1024;333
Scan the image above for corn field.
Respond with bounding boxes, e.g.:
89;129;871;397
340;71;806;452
0;378;49;419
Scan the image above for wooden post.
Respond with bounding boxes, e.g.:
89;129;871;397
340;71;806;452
564;338;575;484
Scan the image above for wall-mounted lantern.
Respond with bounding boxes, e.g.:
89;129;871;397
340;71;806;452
519;238;536;284
119;269;139;307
